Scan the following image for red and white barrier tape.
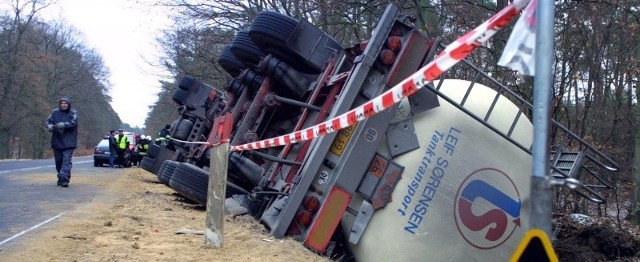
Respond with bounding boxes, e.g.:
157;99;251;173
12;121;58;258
230;0;529;152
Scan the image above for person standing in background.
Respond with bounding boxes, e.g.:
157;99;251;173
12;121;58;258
108;130;117;168
115;129;129;167
46;96;78;187
133;135;151;166
155;124;171;145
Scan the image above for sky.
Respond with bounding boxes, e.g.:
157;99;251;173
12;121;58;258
42;0;172;127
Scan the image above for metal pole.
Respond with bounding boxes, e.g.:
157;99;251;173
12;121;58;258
530;0;555;235
204;114;233;247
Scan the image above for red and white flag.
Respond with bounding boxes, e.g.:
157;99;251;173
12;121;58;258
498;0;537;76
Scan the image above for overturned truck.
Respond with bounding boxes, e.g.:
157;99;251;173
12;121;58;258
141;3;619;261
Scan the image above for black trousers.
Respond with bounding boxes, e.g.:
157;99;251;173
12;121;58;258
116;149;126;166
54;148;74;183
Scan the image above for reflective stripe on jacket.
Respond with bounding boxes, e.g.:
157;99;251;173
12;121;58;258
136;142;149;153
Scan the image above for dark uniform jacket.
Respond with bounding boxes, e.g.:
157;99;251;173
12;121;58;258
46;96;78;150
109;135;118;151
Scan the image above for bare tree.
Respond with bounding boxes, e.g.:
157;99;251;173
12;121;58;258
0;0;123;158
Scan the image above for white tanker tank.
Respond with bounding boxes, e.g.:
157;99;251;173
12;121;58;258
345;79;533;261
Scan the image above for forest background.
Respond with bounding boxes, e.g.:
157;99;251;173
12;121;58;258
1;0;639;221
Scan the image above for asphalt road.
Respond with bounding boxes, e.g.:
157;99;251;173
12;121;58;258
0;156;123;249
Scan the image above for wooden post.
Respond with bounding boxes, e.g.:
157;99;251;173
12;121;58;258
204;113;233;247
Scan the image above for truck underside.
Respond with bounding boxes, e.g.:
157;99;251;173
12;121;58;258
140;4;619;261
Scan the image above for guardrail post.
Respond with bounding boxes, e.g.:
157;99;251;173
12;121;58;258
204;113;233;247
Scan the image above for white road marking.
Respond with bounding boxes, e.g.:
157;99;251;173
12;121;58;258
0;160;92;174
0;212;65;246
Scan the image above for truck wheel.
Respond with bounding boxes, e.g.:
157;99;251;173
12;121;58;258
178;76;196;91
94;161;100;167
140;157;154;172
173;119;193;141
158;160;180;185
168;163;209;205
172;89;189;106
249;11;341;74
225;79;246;97
147;144;160;158
230;30;265;68
218;45;246;78
249;12;301;69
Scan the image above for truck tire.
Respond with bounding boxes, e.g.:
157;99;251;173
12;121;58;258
173;119;193;141
169;163;209;205
230;30;265;68
249;11;341;74
156;159;167;178
218;45;246;78
248;12;300;69
178;76;196;91
225;79;246;97
158;160;180;185
140;156;154;172
172;89;189;106
147;144;161;158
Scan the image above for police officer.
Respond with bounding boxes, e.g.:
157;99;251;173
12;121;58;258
115;129;130;167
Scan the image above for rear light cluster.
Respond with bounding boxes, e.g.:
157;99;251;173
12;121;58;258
291;195;321;232
379;35;403;65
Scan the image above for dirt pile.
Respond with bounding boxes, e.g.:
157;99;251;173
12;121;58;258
554;214;640;261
